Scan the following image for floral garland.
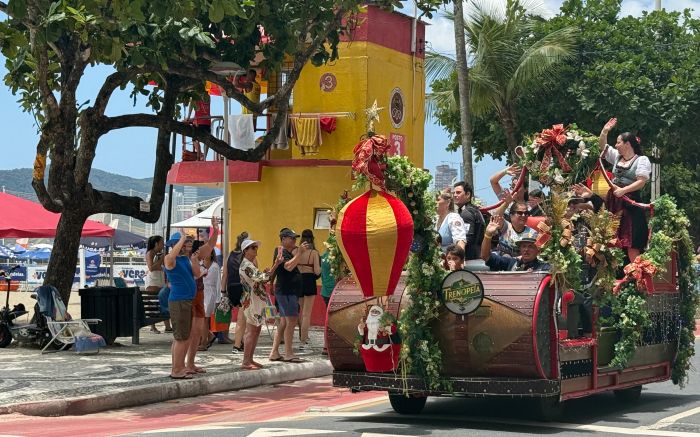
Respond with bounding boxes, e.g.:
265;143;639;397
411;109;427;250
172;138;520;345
646;196;698;386
323;191;351;281
522;124;600;187
538;189;582;293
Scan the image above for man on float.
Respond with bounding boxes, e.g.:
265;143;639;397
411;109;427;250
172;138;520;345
480;215;549;272
453;181;485;261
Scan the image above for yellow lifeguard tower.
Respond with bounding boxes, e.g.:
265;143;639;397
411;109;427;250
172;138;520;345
167;5;426;259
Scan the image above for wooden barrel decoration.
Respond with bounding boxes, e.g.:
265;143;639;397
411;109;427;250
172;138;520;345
327;271;555;379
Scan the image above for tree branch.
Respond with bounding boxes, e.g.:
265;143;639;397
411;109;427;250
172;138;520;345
167;7;346;115
87;77;183;220
0;2;8;14
94;70;138;115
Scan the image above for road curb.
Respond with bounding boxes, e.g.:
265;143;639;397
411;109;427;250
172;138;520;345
0;361;333;417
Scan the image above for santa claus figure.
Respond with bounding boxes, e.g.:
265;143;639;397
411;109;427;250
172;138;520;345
357;305;401;372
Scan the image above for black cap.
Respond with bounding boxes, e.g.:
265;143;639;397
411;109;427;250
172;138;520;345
279;228;300;238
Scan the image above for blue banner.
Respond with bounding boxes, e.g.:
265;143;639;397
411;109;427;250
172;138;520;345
0;264;28;281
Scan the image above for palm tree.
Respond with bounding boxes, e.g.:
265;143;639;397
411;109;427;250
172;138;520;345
426;0;577;152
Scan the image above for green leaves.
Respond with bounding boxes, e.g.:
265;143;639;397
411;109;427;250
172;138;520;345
208;0;225;23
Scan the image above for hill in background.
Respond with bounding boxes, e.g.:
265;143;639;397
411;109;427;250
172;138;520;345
0;168;221;237
0;167;220;200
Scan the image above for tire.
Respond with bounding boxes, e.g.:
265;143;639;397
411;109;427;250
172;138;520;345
614;385;642;402
0;324;12;348
388;393;427;415
533;396;565;422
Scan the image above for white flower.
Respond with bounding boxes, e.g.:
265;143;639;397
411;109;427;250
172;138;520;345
529;142;540;153
421;264;434;276
553;168;565;184
577;141;589;158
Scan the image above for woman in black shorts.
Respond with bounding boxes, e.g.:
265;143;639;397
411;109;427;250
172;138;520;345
297;229;320;351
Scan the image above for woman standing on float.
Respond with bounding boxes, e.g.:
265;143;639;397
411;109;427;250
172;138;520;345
599;117;651;262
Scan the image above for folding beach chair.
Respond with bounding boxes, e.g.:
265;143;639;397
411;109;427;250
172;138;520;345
37;286;104;354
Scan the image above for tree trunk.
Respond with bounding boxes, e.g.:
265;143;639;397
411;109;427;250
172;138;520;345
44;209;87;304
453;0;473;187
501;107;519;154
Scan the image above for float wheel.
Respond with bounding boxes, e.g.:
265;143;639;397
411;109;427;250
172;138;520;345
534;396;565;422
388;393;427;415
614;385;642;402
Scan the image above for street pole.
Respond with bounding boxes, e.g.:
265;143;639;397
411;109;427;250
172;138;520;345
223;94;230;259
165;133;176;241
651;0;661;201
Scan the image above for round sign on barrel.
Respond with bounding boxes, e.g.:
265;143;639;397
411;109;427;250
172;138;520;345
439;270;485;315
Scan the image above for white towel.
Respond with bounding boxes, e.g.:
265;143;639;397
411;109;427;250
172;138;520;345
228;114;254;150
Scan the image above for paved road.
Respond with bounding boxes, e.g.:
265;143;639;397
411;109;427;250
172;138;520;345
2;341;699;437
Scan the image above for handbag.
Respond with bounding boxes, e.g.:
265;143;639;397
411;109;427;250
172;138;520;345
214;296;232;324
263;294;278;322
217;295;231;313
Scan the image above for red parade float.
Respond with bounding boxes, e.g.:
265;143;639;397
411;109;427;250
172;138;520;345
325;122;697;419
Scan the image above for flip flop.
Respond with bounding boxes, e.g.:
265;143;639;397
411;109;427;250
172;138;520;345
169;374;193;379
269;356;284;361
241;364;262;371
283;357;307;363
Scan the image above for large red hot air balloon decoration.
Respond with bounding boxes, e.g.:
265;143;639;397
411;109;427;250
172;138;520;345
335;135;414;298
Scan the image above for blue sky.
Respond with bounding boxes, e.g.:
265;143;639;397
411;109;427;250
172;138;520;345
1;0;697;205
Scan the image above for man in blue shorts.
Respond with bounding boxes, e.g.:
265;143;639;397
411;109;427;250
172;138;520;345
268;228;309;362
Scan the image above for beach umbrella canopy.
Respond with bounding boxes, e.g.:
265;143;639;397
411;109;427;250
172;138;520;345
18;247;52;261
0;193;114;238
0;245;15;259
80;229;147;250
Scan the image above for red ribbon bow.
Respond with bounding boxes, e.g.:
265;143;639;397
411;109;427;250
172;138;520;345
613;257;657;294
536;124;572;174
352;135;390;190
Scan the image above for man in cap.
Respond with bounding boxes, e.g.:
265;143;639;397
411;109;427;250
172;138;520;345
480;215;549;272
268;228;309;362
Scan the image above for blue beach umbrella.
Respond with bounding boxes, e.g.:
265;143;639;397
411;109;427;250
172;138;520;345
0;245;15;259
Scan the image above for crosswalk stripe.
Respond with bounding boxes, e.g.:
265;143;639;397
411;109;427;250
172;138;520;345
246;428;345;436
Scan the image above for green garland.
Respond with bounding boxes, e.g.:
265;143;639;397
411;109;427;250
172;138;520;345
607;282;652;368
647;196;699;387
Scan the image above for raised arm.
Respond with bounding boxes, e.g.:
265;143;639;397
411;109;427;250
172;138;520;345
481;215;503;262
197;216;220;261
490;164;521;200
599;117;617;150
164;235;186;270
284;244;308;271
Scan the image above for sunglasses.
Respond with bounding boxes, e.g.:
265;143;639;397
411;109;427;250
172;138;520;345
512;211;530;216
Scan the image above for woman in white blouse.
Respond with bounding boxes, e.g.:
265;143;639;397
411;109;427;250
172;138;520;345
599;117;651;262
435;190;467;254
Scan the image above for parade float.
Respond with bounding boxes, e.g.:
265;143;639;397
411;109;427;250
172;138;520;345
324;120;699;419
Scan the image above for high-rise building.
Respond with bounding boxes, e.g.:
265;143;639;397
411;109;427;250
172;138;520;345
434;164;458;191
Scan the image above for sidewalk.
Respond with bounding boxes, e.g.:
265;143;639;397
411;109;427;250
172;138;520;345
0;324;331;417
